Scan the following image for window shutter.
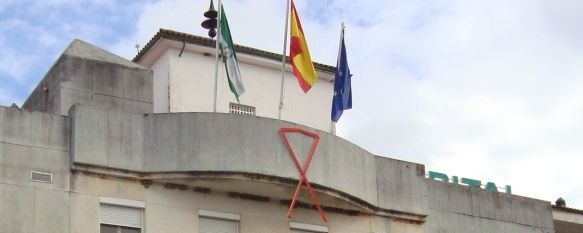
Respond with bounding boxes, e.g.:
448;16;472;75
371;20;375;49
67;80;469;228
290;222;328;233
291;230;316;233
100;204;142;228
199;217;238;233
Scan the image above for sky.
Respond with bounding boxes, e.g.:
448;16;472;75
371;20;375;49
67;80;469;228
1;0;582;208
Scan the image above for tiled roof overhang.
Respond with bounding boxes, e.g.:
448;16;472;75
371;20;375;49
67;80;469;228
133;28;336;73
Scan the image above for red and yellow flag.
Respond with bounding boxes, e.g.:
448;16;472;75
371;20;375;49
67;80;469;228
290;0;317;93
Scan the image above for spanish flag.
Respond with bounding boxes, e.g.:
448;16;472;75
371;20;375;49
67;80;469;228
290;0;317;93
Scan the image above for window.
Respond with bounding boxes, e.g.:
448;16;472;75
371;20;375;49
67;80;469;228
100;224;140;233
290;222;328;233
99;197;144;233
291;230;317;233
229;103;255;116
199;210;240;233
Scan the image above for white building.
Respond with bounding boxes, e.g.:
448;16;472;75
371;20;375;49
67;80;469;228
133;29;336;132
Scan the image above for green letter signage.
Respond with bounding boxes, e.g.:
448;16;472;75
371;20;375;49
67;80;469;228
428;170;511;194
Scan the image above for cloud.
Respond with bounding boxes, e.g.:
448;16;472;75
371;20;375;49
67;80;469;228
0;86;22;106
0;0;149;106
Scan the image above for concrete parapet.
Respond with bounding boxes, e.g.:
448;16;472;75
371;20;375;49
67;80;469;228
0;106;70;190
22;39;153;116
376;157;428;215
70;104;428;216
68;104;556;231
427;180;554;231
0;104;558;233
0;106;72;233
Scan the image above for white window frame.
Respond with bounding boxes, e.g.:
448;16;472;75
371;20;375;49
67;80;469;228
100;197;146;208
99;197;146;233
198;209;240;233
290;222;328;233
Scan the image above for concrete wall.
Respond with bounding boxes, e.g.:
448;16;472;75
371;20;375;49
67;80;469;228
70;104;428;217
23;39;153;116
69;104;557;233
0;106;71;233
426;180;554;233
22;57;63;114
0;103;558;233
553;208;583;233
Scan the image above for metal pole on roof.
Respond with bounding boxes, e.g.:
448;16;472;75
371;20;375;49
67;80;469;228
277;0;291;120
213;0;222;113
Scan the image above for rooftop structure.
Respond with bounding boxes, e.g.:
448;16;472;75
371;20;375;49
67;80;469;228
132;29;336;132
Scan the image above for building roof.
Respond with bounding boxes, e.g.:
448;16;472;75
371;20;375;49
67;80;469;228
132;28;336;73
553;205;583;215
66;39;148;70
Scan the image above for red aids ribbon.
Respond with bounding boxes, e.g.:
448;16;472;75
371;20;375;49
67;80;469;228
279;127;328;223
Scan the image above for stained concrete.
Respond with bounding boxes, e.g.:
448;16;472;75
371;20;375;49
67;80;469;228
427;180;554;232
22;39;153;116
0;106;71;233
69;104;558;233
0;102;560;233
70;105;417;214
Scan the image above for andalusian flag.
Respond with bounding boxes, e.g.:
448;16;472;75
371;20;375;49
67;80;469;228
290;0;318;93
219;4;245;101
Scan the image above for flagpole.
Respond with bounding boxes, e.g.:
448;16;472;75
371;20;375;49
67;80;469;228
330;23;345;134
213;0;223;113
278;0;291;120
337;23;345;66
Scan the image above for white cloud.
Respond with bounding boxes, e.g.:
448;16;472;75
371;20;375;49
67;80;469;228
0;86;23;107
0;0;148;106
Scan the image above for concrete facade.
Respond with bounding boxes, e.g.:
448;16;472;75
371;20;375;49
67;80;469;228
0;102;560;233
552;207;583;233
0;106;70;233
23;39;153;115
1;33;581;233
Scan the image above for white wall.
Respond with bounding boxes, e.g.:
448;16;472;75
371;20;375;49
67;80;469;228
151;50;170;113
152;44;335;132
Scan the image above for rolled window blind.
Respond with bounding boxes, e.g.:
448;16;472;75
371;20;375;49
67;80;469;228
199;216;238;233
100;204;142;228
291;230;316;233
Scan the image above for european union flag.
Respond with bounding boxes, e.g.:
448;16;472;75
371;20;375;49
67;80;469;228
331;28;352;122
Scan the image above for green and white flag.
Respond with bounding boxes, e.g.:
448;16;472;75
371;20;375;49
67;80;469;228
219;4;245;101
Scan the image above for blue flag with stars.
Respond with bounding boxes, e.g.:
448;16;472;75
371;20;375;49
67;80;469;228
331;28;352;122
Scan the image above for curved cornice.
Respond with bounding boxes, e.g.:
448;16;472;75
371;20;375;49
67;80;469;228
69;104;429;221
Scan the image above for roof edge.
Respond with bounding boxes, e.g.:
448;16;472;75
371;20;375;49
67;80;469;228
133;28;336;73
553;205;583;215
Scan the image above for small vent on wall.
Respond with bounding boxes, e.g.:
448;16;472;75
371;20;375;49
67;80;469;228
31;171;53;183
229;103;256;116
